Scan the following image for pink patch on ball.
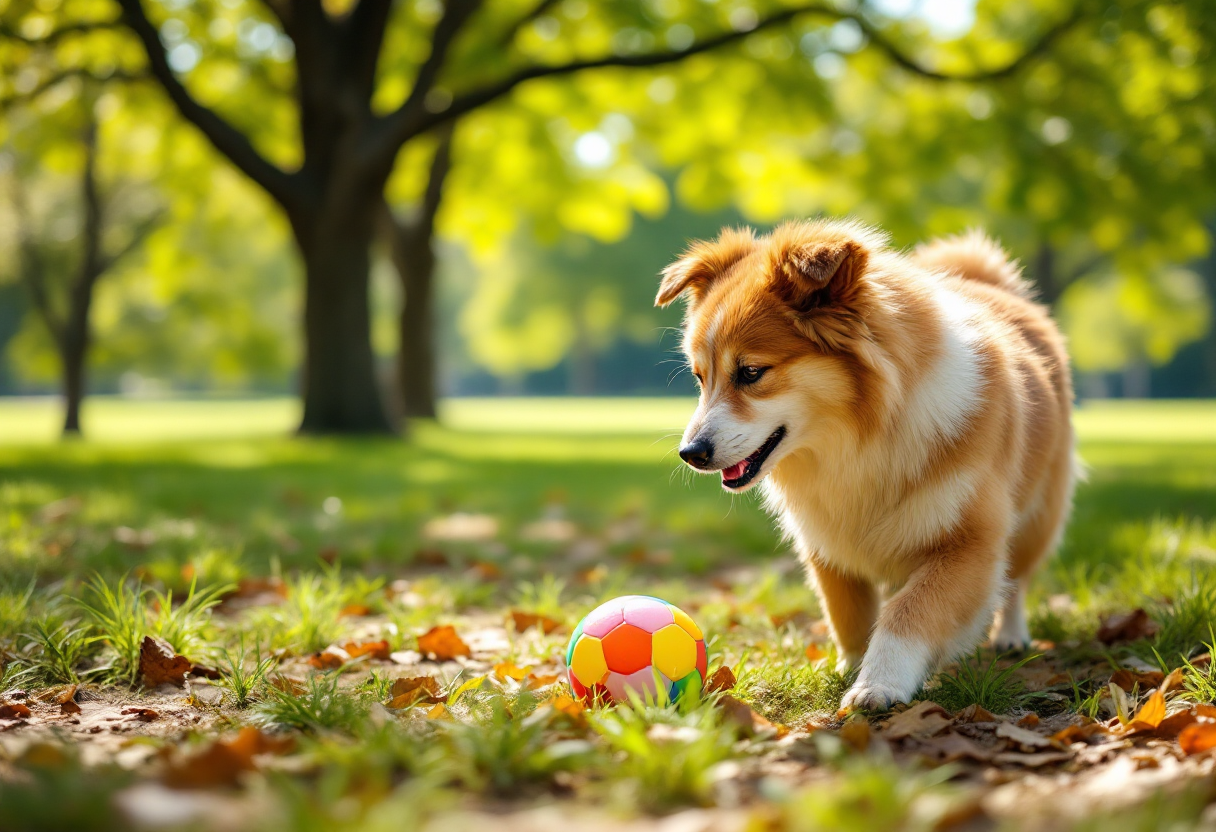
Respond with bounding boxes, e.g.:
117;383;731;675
580;600;626;638
605;668;670;703
622;599;675;632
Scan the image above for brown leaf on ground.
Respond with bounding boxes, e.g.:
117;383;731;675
1097;609;1158;645
838;719;870;751
494;662;530;682
705;666;737;694
524;672;561;690
1160;667;1186;694
1109;668;1164;692
1153;709;1198;738
42;684;82;715
414;547;449;566
575;565;608;585
1120;689;1166;734
426;703;451;720
0;703;31;719
121;707;160;722
306;647;348;670
139;636;191;687
467;561;503;581
956;704;999;723
231;577;288;599
547;694;588;728
920;730;995;763
883;701;952;740
509;611;562;635
163;727;295;789
996;722;1056;749
1179;722;1216;755
717;694;787;737
1016;713;1041;728
339;604;372;617
344;640;391;661
270;675;306;696
386;676;443;709
992;750;1073;767
417;625;471;660
804;643;827;661
1050;720;1108;744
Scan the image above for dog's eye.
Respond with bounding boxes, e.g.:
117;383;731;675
736;366;768;385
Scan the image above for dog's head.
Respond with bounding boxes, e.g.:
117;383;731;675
657;220;888;492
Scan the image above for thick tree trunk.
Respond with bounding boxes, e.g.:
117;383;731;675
295;203;394;434
385;128;453;421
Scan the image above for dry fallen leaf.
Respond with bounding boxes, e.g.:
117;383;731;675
547;694;588;728
467;561;503;581
139;636;191;687
992;750;1072;767
386;676;444;709
121;707;160;722
344;640;391;661
882;701;952;740
493;662;530;682
1120;689;1166;735
804;643;827;662
426;702;451;720
920;730;995;763
717;694;786;737
1050;720;1107;744
0;703;31;719
1097;609;1158;645
524;672;561;690
955;704;999;724
509;611;562;635
838;719;870;751
995;721;1055;749
1109;668;1165;692
705;666;737;694
416;625;471;660
270;675;306;696
339;604;372;617
1179;722;1216;755
163;727;295;789
307;647;349;670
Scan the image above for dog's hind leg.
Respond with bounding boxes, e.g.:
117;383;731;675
990;579;1031;651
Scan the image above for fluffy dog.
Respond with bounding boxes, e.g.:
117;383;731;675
658;219;1075;711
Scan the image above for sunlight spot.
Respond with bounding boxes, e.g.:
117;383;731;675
574;133;614;169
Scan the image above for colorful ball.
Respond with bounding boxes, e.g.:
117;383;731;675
565;595;707;705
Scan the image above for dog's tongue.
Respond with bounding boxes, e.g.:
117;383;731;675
722;459;748;482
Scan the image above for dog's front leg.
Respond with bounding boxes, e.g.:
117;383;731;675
840;533;1002;712
805;558;878;672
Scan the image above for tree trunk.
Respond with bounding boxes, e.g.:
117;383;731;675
295;203;394;434
1032;242;1059;306
385;128;454;421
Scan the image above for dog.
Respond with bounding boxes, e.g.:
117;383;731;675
657;219;1075;711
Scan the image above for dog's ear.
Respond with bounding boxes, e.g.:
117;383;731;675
769;237;868;315
656;227;755;308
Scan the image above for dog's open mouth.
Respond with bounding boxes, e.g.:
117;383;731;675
721;427;786;489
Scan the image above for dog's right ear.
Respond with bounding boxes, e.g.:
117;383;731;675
655;227;755;308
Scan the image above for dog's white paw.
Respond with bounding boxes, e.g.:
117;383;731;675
840;681;906;713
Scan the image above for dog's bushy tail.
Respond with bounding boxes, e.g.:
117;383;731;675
912;230;1034;299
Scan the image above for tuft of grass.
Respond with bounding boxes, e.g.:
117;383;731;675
146;577;231;659
443;689;591;797
278;573;346;654
1143;579;1216;665
926;651;1039;714
1069;676;1107;719
20;620;95;685
0;579;36;646
217;636;278;708
251;672;363;733
736;654;850;725
75;575;146;686
1177;626;1216;705
592;698;738;811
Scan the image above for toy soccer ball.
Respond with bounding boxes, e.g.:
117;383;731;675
565;595;707;704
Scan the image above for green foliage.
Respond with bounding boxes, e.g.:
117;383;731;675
1146;579;1216;664
146;577;231;659
252;673;363;734
20;619;95;685
927;651;1039;715
75;574;146;687
1177;627;1216;705
0;755;132;832
736;653;851;724
592;699;738;811
217;635;278;709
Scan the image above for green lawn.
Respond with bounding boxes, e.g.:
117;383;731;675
0;396;1215;831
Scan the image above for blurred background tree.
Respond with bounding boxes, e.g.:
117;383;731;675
1;0;1213;427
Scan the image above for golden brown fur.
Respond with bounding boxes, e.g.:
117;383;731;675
658;219;1075;710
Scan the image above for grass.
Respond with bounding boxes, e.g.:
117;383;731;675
0;396;1214;828
925;650;1038;714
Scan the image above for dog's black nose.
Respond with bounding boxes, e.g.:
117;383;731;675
679;438;714;469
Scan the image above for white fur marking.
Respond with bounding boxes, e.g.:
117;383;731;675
841;633;932;711
991;581;1031;650
902;291;986;447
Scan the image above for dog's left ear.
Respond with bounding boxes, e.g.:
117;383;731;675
656;227;755;308
770;239;868;315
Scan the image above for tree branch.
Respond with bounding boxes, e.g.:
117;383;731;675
0;68;147;112
495;0;560;48
99;209;164;273
384;0;482;136
115;0;303;210
397;2;1081;140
